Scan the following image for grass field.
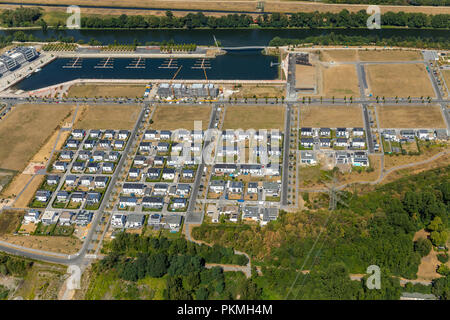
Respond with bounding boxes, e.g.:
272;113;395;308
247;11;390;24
443;70;450;94
150;105;212;130
67;83;146;98
319;50;359;62
322;64;359;98
229;84;285;99
377;105;446;128
366;63;435;98
8;0;450;15
223;105;285;130
300;105;363;128
73;104;141;130
358;49;422;62
295;64;316;89
0;104;73;172
0;210;25;235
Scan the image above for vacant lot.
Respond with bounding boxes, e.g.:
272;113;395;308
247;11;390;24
296;64;316;89
67;83;146;98
358;50;422;62
0;209;25;235
0;104;73;172
443;70;450;92
151;105;211;130
13;175;45;208
322;65;359;98
229;84;285;99
320;50;358;62
300;105;363;128
366;63;435;98
74;104;141;130
223;105;285;130
378;106;445;128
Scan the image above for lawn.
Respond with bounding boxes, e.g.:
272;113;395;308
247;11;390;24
358;49;422;62
223;105;285;130
300;105;363;128
377;106;446;128
150;105;212;130
366;63;435;98
0;104;73;171
73;104;141;130
229;84;285;99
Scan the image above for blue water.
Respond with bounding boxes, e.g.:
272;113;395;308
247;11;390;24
15;50;279;90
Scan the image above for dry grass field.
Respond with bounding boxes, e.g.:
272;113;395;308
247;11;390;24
322;65;359;98
229;84;285;99
383;142;448;170
13;175;45;208
150;105;212;130
0;104;73;172
11;0;450;15
67;83;146;98
0;233;82;254
295;64;316;89
73;104;141;130
300;105;363;128
358;49;422;62
443;70;450;93
319;50;359;62
377;106;446;128
0;210;25;235
366;63;435;98
223;105;285;130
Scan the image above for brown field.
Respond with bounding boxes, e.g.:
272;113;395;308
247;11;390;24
320;50;359;62
0;174;32;198
13;175;45;208
383;142;448;170
0;210;25;235
322;65;359;98
67;83;146;98
443;70;450;93
358;49;422;62
150;105;212;130
296;64;316;89
0;104;73;172
0;233;81;254
366;63;435;98
300;105;363;128
378;106;446;128
73;104;141;130
229;84;285;99
223;105;285;130
9;0;450;15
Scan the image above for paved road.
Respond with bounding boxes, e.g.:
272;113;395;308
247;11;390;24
281;103;291;206
0;103;146;266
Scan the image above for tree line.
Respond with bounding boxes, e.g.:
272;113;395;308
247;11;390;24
1;8;449;29
322;0;449;6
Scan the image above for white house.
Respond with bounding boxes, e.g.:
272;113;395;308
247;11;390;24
53;161;68;172
172;198;187;209
210;180;226;193
111;214;126;228
351;138;366;148
125;214;145;229
119;196;137;208
35;190;50;202
300;151;317;165
142;196;164;209
162;168;176;180
335;138;348;147
122;183;145;195
23;210;41;224
41;211;59;225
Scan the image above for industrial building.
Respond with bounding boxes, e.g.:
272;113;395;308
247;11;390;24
157;83;219;98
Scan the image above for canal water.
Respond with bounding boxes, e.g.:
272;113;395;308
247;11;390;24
15;50;279;91
1;28;448;46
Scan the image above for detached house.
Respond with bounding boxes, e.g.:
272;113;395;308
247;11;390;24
300;138;314;148
319;128;331;137
210;180;226;193
142;196;164;209
144;130;157;140
336;128;349;138
352;128;365;137
228;181;244;193
171;198;187;209
53;161;68;172
46;175;59;186
352;138;366;148
94;176;108;188
300;151;317;165
125;214;145;229
162;168;176;180
301;127;313;136
35;190;50;202
147;168;161;180
118;130;129;140
122;183;146;196
102;162;115;173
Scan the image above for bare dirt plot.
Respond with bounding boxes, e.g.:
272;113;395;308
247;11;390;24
67;83;146;98
443;70;450;93
229;84;285;99
0;233;82;254
366;63;435;98
322;64;359;98
320;50;358;62
150;105;212;130
223;105;285;130
296;64;316;89
0;104;73;172
30;128;70;163
0;174;32;198
73;104;141;130
300;105;363;128
358;49;422;62
378;106;446;128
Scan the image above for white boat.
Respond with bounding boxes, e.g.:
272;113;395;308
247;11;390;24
34;68;42;73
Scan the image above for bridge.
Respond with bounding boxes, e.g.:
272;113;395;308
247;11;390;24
221;46;266;51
